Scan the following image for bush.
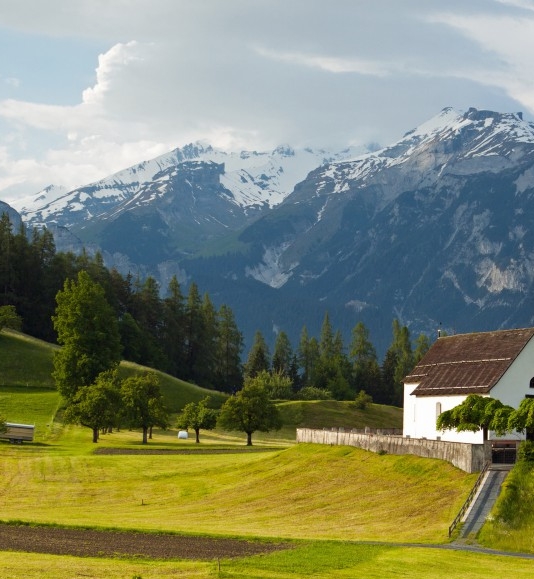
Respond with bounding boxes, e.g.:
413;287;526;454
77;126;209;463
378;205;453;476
517;440;534;463
0;305;22;332
350;390;373;410
296;386;332;400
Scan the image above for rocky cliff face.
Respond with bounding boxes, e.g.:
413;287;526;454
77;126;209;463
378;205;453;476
181;108;534;352
0;201;22;231
11;108;534;353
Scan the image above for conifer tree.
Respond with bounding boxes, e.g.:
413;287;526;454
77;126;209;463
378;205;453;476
350;321;381;400
52;270;122;401
215;304;244;392
297;326;319;388
272;331;293;377
245;330;270;378
161;276;186;376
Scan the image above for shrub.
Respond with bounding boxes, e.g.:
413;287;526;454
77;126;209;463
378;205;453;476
296;386;332;400
517;440;534;463
351;390;373;410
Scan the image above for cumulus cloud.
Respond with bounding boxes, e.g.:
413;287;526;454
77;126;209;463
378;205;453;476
0;0;532;204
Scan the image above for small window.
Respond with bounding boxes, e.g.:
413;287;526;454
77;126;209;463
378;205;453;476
436;402;442;419
530;377;534;389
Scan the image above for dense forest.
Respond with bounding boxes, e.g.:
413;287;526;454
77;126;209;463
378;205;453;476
0;213;430;404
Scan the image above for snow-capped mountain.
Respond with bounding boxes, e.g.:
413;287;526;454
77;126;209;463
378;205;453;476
10;107;534;354
242;107;534;289
16;143;366;230
174;107;534;352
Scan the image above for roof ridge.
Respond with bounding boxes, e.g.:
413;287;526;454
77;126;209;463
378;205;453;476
414;357;512;369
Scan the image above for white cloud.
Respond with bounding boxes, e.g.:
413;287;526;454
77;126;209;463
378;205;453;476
0;1;533;205
427;8;534;109
255;47;394;77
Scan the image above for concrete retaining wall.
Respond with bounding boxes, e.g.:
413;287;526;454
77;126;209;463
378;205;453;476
296;428;490;473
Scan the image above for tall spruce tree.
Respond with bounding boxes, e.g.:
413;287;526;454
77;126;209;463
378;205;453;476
161;276;186;377
130;276;165;368
272;331;293;377
382;319;414;407
245;330;270;378
349;321;381;400
184;282;205;382
413;333;431;364
215;304;244;392
297;326;319;388
52;270;122;401
199;293;219;387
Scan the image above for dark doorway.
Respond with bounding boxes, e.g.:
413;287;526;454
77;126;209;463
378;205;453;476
491;442;517;464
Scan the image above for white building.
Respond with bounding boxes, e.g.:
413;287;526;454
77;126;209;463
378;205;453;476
403;327;534;444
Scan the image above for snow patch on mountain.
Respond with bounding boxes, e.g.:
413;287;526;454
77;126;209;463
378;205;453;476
315;107;534;208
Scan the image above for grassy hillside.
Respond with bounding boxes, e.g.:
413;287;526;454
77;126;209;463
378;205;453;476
0;330;402;442
1;544;534;579
478;460;534;553
2;333;533;578
0;440;473;543
0;331;226;434
278;399;402;430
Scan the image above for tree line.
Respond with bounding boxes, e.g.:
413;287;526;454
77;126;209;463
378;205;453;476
1;213;430;404
244;316;430;406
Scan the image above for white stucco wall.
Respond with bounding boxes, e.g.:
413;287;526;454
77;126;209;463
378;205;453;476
403;336;534;443
403;384;485;443
491;337;534;407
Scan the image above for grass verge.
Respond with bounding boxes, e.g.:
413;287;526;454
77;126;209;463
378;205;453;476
478;461;534;552
1;542;534;579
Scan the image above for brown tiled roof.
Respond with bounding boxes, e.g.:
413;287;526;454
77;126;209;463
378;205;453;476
405;328;534;396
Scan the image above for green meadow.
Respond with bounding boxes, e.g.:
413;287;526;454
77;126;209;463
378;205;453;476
1;330;534;578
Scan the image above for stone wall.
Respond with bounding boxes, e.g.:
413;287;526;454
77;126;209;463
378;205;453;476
296;428;491;473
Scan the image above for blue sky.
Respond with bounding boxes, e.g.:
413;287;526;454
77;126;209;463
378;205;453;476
1;0;534;204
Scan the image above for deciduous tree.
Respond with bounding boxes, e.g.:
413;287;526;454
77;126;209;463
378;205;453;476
436;394;513;440
63;370;122;443
121;372;169;444
507;398;534;440
176;396;217;443
0;305;22;332
218;377;282;445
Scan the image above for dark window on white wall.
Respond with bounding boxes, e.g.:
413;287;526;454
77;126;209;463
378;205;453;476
530;377;534;388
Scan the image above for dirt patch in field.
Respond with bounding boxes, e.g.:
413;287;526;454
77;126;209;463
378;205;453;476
0;524;290;560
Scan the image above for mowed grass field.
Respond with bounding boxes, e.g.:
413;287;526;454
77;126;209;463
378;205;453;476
1;330;534;578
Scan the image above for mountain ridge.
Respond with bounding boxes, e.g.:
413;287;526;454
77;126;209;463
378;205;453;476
4;107;534;355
